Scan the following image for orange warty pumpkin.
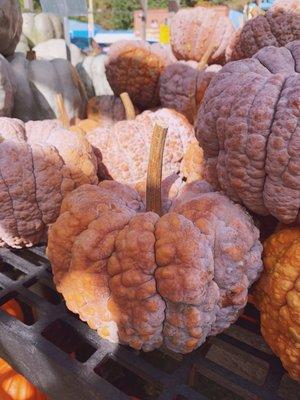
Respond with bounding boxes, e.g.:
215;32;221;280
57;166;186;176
171;7;235;65
0;301;48;399
47;125;262;353
254;228;300;382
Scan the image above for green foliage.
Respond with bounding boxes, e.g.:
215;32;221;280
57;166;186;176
93;0;199;30
19;0;41;12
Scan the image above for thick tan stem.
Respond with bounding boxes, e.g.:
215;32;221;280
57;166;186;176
120;92;136;120
198;40;217;71
56;94;70;129
146;123;168;215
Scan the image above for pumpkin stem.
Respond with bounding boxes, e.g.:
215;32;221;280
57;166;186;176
146;123;168;215
26;49;36;61
120;92;136;120
56;94;70;128
198;40;217;70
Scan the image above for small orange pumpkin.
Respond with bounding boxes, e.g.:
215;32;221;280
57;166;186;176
0;301;48;400
254;227;300;382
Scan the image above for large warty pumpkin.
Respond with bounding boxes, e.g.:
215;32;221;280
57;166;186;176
196;41;300;224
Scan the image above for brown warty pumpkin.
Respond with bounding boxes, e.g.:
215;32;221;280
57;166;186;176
196;41;300;223
160;61;221;124
0;118;98;248
47;125;262;353
105;40;176;109
226;7;300;61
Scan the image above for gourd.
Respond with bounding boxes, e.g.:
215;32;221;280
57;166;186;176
0;117;98;248
170;6;235;65
0;0;22;57
0;56;16;117
76;54;113;99
33;39;84;67
196;41;300;223
0;300;48;399
22;12;63;47
47;124;262;353
105;40;176;109
160;60;221;124
254;228;300;382
226;8;300;61
8;53;87;122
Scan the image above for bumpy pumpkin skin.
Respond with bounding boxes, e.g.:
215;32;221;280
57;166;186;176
0;118;98;248
226;8;300;61
86;108;203;193
106;41;176;109
47;180;262;353
159;61;222;124
254;228;300;382
196;41;300;224
0;0;22;57
272;0;300;12
171;7;235;65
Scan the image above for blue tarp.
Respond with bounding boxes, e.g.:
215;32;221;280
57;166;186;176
229;9;244;29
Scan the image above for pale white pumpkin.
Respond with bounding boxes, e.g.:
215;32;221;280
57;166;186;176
22;12;63;47
0;55;16;117
8;53;87;122
76;54;113;99
33;39;84;67
0;0;23;56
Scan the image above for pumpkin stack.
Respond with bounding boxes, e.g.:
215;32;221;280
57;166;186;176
159;6;234;123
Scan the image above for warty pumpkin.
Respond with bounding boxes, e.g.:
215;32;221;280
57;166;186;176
272;0;300;12
0;0;22;57
226;7;300;61
196;41;300;224
105;40;176;109
22;12;63;47
86;107;204;199
159;60;222;124
254;227;300;382
0;300;48;400
47;124;263;353
170;6;235;65
0;117;98;248
8;53;87;122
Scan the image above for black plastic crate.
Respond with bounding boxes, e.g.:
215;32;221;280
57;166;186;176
0;246;299;400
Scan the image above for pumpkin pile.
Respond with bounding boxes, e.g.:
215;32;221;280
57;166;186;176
0;0;299;387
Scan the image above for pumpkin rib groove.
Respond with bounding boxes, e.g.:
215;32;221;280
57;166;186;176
0;161;20;241
265;15;280;47
28;144;45;229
